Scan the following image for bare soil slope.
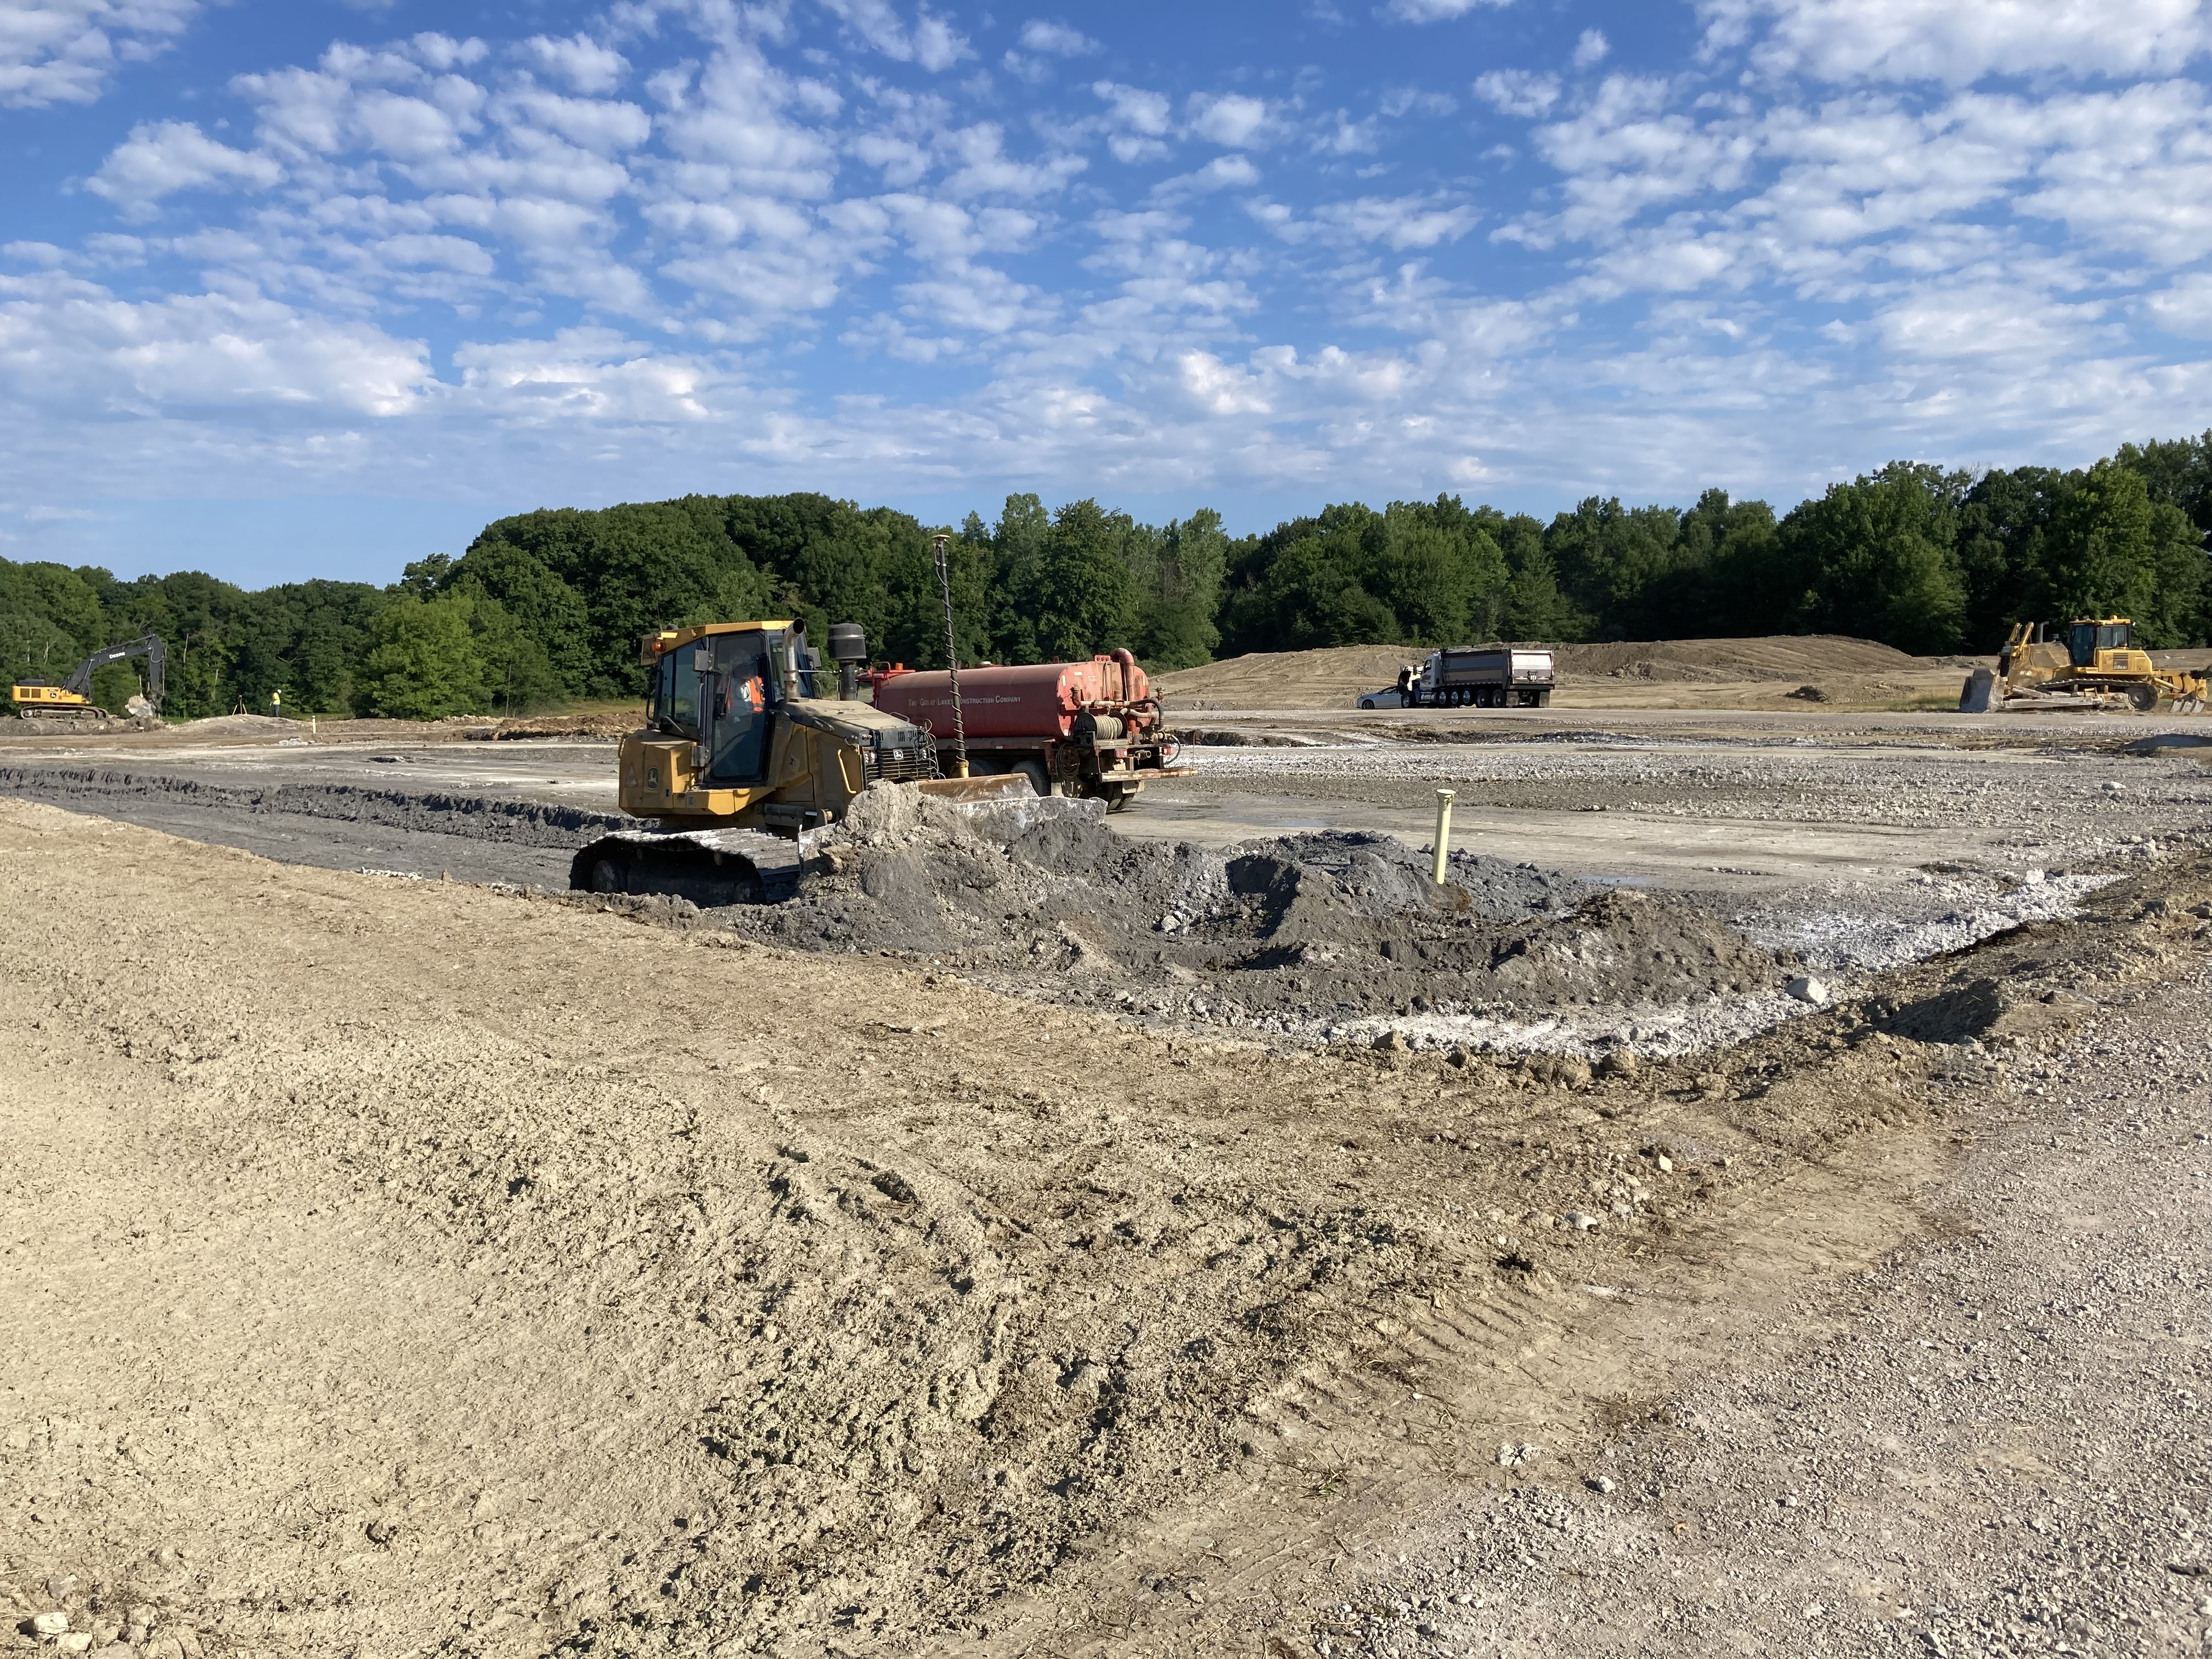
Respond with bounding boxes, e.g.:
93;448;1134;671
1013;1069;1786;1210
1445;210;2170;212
1156;637;1978;713
3;799;2210;1658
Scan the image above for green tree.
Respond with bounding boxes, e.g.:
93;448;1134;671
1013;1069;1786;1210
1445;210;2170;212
2040;461;2165;631
1774;462;1969;653
356;593;487;719
1025;499;1138;660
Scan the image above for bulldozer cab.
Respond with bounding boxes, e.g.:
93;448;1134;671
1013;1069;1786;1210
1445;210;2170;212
2067;618;2131;667
649;624;795;786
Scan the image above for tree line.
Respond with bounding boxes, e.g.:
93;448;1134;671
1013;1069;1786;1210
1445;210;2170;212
5;435;2209;720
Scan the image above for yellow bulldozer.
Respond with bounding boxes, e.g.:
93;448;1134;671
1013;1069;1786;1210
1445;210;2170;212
1961;617;2209;713
567;619;1023;906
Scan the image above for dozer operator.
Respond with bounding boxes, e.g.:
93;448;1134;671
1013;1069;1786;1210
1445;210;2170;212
568;619;1023;907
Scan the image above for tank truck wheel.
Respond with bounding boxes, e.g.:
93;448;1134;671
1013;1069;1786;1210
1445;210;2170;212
2127;681;2158;712
1015;760;1052;798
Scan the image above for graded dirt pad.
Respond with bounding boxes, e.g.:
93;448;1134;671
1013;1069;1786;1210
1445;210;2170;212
0;766;622;887
1154;637;1984;714
735;789;1786;1047
3;802;2210;1659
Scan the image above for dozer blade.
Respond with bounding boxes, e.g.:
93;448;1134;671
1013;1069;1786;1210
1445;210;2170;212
913;773;1038;804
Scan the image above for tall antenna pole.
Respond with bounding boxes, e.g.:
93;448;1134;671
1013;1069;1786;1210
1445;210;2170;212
932;533;969;778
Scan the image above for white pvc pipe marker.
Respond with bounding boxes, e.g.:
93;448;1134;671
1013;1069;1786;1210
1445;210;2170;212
1433;788;1456;885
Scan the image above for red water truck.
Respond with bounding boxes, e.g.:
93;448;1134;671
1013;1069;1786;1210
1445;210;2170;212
870;650;1187;811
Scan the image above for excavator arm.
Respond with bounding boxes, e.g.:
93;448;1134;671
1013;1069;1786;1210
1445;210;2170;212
64;635;166;710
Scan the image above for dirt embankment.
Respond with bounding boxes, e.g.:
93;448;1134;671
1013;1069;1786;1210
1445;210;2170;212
1155;636;1981;713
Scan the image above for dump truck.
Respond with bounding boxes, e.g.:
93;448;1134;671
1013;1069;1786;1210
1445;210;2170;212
1359;645;1555;709
10;635;166;724
567;620;1025;906
870;649;1185;811
1960;617;2209;713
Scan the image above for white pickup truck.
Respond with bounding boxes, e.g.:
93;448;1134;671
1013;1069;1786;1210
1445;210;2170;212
1357;645;1556;710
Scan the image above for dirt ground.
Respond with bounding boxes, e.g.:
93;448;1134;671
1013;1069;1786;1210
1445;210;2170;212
3;645;2211;1658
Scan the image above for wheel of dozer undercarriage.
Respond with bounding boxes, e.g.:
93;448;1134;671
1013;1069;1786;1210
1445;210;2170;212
2128;681;2159;712
590;855;628;894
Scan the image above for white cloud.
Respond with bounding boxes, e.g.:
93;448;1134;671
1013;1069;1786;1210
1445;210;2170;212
1251;191;1478;249
2142;272;2212;337
1474;69;1560;118
0;272;433;415
1188;92;1272;148
1573;29;1610;68
1384;0;1513;20
818;0;971;72
1153;155;1262;201
1093;80;1171;161
1699;0;2212;86
1177;349;1272;414
521;33;627;96
1017;20;1098;56
0;0;199;108
87;120;284;216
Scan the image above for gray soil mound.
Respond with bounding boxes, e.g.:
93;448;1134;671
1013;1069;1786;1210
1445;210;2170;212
736;788;1781;1031
0;767;624;848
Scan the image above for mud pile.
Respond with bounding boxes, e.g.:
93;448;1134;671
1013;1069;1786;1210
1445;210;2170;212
735;789;1784;1034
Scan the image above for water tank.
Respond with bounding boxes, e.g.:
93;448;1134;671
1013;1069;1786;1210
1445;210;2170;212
873;653;1152;739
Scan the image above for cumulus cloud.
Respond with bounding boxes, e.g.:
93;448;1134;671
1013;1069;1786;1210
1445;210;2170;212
1188;92;1272;147
1252;192;1479;249
87;120;284;215
0;0;199;108
1699;0;2212;85
1017;20;1098;56
1384;0;1514;20
818;0;970;72
521;33;627;96
14;0;2212;543
1475;69;1560;117
0;273;433;415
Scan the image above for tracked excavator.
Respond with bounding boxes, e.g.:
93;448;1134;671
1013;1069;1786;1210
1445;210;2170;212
567;619;1025;907
10;635;166;724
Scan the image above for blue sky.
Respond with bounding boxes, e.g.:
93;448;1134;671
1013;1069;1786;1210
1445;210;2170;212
2;0;2211;586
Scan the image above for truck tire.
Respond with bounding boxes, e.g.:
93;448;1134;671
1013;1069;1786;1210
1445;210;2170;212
1015;759;1052;797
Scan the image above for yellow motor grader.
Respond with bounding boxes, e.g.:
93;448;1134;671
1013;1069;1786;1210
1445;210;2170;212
1961;617;2209;713
568;619;1022;906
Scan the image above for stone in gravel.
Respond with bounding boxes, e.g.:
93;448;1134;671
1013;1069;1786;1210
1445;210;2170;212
32;1613;70;1636
1588;1475;1616;1493
55;1635;93;1656
1787;975;1831;1006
